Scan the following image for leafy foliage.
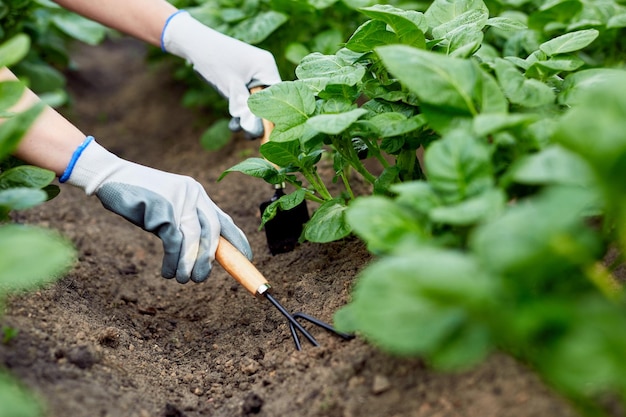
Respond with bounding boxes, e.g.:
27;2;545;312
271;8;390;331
0;33;76;417
223;0;626;414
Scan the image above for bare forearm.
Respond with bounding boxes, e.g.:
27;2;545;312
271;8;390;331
53;0;177;46
1;67;86;176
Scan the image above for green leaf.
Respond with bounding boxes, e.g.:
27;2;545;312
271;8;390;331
260;139;302;167
369;113;426;138
508;145;595;187
0;188;47;211
334;248;495;358
528;0;583;31
345;20;399;53
0;224;76;291
347;195;426;253
485;16;527;31
248;81;316;129
359;5;427;48
304;199;351;242
558;68;626;107
0;81;25;111
306;108;368;135
0;34;30;68
295;53;367;93
539;29;598;57
0;103;45;161
260;189;308;228
493;58;555;108
230;11;288;44
200;118;231;151
425;131;493;204
526;56;585;79
377;45;480;116
431;8;488;41
430;189;506;226
50;13;107;45
0;371;44;417
219;158;282;184
0;165;56;190
472;113;538;137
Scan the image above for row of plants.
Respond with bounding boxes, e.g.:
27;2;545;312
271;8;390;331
221;0;626;415
0;26;77;417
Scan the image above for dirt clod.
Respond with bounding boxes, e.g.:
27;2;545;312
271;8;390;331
65;345;99;369
242;392;264;415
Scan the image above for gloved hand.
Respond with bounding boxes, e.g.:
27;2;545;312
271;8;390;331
60;137;252;283
160;10;281;138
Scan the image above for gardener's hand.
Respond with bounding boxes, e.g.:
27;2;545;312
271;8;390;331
61;137;252;283
160;10;281;138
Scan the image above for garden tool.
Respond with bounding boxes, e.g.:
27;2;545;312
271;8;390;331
250;86;310;255
216;236;354;350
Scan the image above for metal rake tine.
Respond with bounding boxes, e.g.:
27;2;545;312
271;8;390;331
292;312;355;341
264;292;319;348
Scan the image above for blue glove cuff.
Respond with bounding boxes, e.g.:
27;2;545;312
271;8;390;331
59;136;94;183
160;10;188;52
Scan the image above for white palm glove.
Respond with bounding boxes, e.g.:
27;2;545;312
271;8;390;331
60;137;252;284
161;10;281;138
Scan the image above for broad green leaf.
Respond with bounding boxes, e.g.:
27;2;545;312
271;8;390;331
260;139;302;167
470;186;601;279
0;165;55;190
247;81;316;128
345;20;399;53
295;53;367;93
359;5;427;47
347;195;426;253
431;9;488;40
0;188;47;211
260;189;308;227
607;13;626;29
304;199;351;242
308;0;338;8
306;108;368;135
508;145;595;187
230;11;288;44
558;68;626;106
0;81;25;111
369;113;426;138
0;224;76;291
0;372;44;417
219;158;282;184
526;56;585;79
200;118;231;151
485;16;527;31
539;29;599;57
285;42;309;65
429;189;506;226
391;181;442;214
334;248;495;357
12;61;65;93
377;45;480;115
446;24;484;57
425;131;493;203
472;113;538;137
493;58;555;108
51;13;107;45
0;34;30;68
425;0;489;28
0;103;44;160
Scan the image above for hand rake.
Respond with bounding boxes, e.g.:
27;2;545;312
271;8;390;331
216;237;354;350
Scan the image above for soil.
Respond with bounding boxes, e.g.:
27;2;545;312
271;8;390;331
0;39;580;417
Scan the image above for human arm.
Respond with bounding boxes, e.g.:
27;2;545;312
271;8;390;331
53;0;281;136
1;67;252;283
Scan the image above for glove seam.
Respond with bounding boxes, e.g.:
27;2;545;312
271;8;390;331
161;9;188;52
59;136;94;183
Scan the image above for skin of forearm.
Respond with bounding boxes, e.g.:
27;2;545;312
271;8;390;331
1;67;86;176
53;0;177;47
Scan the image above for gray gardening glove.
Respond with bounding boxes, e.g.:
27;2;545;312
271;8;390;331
60;137;252;283
160;10;281;138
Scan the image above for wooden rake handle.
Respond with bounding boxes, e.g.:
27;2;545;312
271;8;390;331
215;236;270;297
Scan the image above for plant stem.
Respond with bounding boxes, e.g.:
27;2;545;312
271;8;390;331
341;167;356;200
361;137;390;169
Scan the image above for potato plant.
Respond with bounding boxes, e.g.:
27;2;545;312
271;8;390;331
0;34;76;417
222;0;626;414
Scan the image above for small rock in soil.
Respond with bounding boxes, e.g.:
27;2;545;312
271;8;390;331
97;327;121;348
163;403;186;417
371;374;391;395
242;392;264;415
66;345;99;369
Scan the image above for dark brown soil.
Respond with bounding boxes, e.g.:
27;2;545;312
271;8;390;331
0;39;579;417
